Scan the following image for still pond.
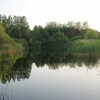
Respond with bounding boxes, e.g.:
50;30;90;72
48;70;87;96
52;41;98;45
0;50;100;100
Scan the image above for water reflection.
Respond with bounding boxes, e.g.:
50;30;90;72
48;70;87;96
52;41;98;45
0;48;100;83
11;56;32;81
31;50;100;69
0;48;100;100
0;48;24;83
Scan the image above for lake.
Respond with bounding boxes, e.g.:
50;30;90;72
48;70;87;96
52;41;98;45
0;49;100;100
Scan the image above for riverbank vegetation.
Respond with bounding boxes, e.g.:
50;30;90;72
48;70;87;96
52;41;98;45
0;14;100;57
1;14;100;83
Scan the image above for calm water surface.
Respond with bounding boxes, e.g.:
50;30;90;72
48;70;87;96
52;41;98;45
0;50;100;100
1;64;100;100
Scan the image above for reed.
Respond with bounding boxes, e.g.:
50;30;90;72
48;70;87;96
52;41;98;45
68;39;100;57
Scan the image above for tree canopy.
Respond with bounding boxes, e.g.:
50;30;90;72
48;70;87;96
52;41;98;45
0;14;30;40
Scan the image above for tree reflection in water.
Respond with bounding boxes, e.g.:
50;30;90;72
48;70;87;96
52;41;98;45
0;48;100;99
0;48;100;83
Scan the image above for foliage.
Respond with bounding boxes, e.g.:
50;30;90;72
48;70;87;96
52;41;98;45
68;39;100;57
31;25;68;50
0;45;25;83
0;14;30;40
45;21;89;39
84;29;99;39
1;14;100;58
0;24;12;44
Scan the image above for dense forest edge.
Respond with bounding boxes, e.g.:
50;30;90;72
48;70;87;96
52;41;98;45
0;14;100;57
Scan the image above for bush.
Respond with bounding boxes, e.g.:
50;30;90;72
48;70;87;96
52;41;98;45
84;29;99;39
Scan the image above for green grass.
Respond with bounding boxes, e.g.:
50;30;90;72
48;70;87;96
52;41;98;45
0;24;24;57
68;39;100;57
0;24;13;44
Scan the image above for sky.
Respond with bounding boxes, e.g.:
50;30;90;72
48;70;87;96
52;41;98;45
0;0;100;31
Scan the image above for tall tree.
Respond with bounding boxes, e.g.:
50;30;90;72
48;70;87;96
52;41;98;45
0;14;30;40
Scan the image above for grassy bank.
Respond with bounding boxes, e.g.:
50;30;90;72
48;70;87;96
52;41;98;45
68;39;100;57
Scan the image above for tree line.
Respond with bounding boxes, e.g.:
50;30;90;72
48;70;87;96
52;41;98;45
0;14;100;50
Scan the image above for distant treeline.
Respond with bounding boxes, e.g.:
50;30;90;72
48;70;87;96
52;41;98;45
0;14;100;52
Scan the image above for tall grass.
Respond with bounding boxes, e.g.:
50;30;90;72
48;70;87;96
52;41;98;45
68;39;100;57
0;24;12;44
0;42;24;61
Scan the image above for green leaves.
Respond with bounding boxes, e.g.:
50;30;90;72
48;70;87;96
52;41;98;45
31;25;68;51
0;15;30;40
84;29;99;39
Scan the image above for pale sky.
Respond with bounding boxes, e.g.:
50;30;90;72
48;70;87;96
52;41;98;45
0;0;100;31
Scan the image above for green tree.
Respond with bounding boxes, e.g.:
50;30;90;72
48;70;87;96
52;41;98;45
0;14;30;40
31;25;68;50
